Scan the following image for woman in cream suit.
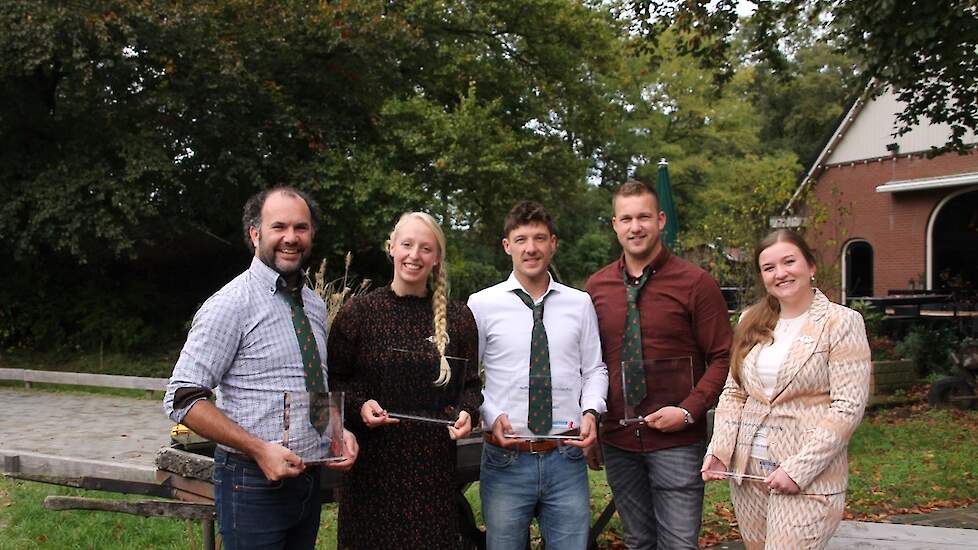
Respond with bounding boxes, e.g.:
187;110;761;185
702;229;871;549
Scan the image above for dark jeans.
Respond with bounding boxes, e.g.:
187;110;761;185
213;449;321;550
602;442;705;550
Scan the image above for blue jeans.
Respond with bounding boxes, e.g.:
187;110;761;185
213;449;321;550
602;443;704;550
480;442;590;550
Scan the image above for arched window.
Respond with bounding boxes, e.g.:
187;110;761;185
930;188;978;290
843;240;874;301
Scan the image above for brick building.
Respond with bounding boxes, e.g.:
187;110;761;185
784;88;978;302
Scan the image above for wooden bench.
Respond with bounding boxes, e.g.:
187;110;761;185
0;368;168;398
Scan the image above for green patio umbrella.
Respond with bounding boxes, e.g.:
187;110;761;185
656;158;680;250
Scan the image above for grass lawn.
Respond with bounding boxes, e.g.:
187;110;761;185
2;373;977;548
3;401;976;548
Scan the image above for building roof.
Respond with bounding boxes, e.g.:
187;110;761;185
782;85;977;214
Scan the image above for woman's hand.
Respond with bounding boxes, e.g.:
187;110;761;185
325;429;359;472
765;467;801;494
360;399;399;428
447;410;472;440
701;454;729;482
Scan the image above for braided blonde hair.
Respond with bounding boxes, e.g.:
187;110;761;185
388;212;452;386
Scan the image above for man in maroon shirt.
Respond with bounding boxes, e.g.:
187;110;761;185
585;180;732;550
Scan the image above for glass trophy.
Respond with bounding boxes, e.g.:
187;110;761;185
702;470;769;482
705;458;779;482
505;374;584;440
282;390;346;465
618;356;694;426
387;349;470;425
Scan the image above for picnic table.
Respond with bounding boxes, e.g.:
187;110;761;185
152;438;489;550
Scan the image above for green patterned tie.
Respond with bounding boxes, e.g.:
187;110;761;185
622;268;652;405
513;289;551;435
282;286;328;435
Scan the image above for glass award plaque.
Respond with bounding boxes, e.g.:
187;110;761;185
387;349;469;426
618;356;694;426
705;458;779;482
282;390;346;465
703;470;768;482
504;374;584;440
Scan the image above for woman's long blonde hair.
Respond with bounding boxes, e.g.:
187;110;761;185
388;212;452;386
729;229;818;386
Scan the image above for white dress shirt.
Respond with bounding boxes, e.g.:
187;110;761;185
468;272;608;434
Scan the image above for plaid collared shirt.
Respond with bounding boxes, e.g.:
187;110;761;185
164;257;330;452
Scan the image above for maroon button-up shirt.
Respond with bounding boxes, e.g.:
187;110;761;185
586;249;732;452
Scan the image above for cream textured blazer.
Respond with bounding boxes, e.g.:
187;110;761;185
706;290;871;494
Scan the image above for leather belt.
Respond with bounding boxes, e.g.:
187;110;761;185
222;450;256;463
483;432;559;454
222;449;319;470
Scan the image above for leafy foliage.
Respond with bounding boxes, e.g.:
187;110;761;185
0;1;890;352
0;0;622;351
894;325;961;376
626;0;978;154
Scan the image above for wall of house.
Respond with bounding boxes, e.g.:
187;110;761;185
826;90;977;165
809;150;978;300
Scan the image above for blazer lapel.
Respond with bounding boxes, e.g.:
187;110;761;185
742;343;769;405
769;290;830;403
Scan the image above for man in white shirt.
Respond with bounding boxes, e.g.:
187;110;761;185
468;201;608;550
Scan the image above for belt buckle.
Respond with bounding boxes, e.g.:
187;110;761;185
526;439;548;454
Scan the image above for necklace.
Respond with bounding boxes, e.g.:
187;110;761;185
775;313;807;334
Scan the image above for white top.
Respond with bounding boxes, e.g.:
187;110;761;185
467;272;609;434
750;312;809;459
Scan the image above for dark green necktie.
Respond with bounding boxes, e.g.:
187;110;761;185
282;286;328;435
513;289;551;435
622;268;652;405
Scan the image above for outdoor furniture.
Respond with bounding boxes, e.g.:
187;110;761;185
159;435;614;550
0;372;714;549
720;287;746;314
0;368;167;397
848;293;952;320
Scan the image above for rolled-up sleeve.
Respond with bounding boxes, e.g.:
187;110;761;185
163;291;242;423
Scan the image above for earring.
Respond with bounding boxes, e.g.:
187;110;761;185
810;274;816;284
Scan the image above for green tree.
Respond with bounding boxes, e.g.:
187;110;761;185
625;0;978;153
745;28;861;168
0;0;625;350
694;152;803;298
595;28;795;234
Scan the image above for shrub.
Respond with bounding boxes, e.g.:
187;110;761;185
894;325;959;376
849;299;897;361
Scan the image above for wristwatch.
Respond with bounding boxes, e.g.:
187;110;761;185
680;407;694;425
583;409;600;422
